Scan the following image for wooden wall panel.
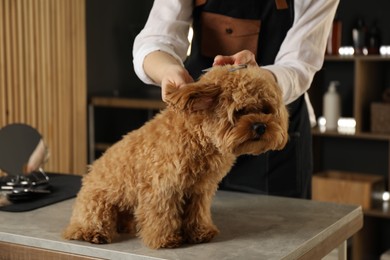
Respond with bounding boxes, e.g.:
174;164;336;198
0;0;87;175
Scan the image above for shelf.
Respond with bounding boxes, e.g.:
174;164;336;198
364;206;390;219
90;96;166;110
94;142;111;151
325;55;390;62
312;127;390;141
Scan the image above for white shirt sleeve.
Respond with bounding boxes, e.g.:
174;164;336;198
132;0;193;85
264;0;339;105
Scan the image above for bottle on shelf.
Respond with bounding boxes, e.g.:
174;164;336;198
367;21;381;55
352;18;367;55
323;81;341;131
326;16;342;55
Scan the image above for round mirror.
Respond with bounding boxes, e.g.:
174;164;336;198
0;123;47;175
0;124;50;203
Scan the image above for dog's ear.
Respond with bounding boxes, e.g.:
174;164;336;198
165;82;221;112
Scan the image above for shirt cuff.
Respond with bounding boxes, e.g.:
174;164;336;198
264;65;317;127
262;64;294;104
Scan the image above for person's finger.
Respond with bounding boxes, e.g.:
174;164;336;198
213;55;235;66
231;50;257;66
213;50;258;66
161;71;194;101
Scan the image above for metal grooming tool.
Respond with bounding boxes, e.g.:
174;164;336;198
201;64;248;73
228;64;248;72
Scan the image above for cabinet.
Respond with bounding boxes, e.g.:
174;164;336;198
309;55;390;259
309;55;390;181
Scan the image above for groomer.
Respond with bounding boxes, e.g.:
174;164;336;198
133;0;339;199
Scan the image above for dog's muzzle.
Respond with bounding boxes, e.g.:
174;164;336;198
252;123;267;138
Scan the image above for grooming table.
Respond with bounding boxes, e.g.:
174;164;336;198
0;190;362;259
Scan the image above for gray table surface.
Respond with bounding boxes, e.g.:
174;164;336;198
0;190;362;260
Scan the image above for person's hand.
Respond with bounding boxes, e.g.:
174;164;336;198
143;51;194;101
213;50;277;83
160;64;194;101
25;139;49;174
213;50;258;67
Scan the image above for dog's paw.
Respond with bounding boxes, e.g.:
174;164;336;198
145;233;183;249
185;225;219;244
89;233;111;244
63;226;112;244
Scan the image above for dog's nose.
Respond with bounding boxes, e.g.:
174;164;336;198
252;123;267;136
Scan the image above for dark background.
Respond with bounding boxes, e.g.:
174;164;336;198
86;0;154;97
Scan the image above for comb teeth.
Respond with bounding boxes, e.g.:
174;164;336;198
228;64;248;72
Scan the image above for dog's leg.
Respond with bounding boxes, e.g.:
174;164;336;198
63;188;117;244
135;190;184;249
182;190;219;244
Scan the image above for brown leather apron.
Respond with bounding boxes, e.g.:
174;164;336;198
185;0;312;199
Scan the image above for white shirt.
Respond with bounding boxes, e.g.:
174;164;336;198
133;0;340;125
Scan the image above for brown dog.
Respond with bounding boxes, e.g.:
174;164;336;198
63;65;289;249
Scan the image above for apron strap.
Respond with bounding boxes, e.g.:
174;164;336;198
195;0;207;6
196;0;289;10
275;0;288;10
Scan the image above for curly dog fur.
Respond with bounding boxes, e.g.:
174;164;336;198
63;65;289;249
